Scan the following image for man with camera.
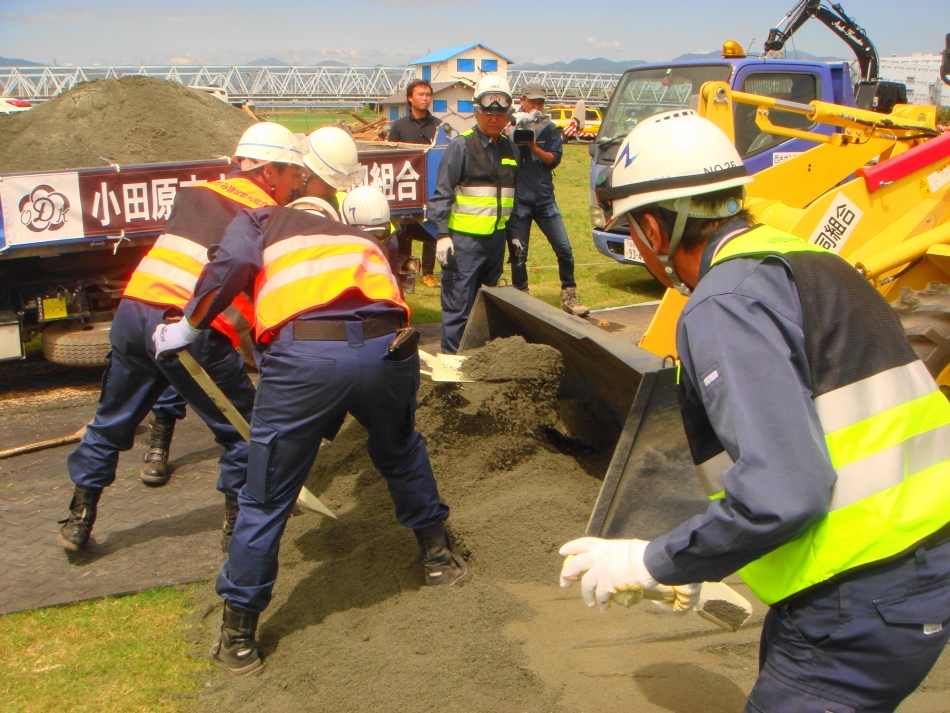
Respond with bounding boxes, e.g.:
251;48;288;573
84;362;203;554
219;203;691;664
507;84;588;316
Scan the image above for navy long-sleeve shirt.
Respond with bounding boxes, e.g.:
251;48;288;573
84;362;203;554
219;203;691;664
643;223;837;586
185;207;403;330
428;127;509;238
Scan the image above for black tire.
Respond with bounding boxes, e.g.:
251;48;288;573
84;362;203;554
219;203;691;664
891;283;950;384
42;320;112;367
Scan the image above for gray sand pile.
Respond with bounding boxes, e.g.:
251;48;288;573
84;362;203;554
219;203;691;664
193;337;610;713
0;76;255;174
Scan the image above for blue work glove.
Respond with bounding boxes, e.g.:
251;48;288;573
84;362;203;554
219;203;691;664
153;319;200;361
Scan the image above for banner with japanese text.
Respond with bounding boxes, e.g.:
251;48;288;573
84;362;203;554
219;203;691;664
357;150;427;211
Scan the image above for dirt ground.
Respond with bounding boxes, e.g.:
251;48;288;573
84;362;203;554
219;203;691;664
189;337;950;712
0;75;254;174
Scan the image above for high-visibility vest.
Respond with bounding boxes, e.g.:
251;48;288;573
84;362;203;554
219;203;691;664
123;177;275;345
253;206;409;339
447;129;517;236
683;224;950;605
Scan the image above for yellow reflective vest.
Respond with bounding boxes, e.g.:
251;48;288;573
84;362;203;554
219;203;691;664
687;224;950;605
447;129;517;236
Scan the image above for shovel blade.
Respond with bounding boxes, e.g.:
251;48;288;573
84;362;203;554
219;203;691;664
297;486;338;519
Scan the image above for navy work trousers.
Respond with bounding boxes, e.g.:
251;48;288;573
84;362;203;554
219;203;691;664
439;229;507;354
746;538;950;712
506;201;576;291
216;324;448;613
67;298;255;498
153;385;187;421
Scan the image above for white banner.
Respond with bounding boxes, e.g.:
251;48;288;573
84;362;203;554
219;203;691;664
808;193;864;255
1;172;84;247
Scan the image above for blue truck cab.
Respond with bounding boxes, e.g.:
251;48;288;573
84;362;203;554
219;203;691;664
590;51;855;264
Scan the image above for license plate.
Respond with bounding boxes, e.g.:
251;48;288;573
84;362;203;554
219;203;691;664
42;297;68;321
623;239;643;263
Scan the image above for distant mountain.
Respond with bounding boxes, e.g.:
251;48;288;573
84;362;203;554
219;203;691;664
246;58;349;67
672;49;846;62
511;57;646;73
0;56;44;67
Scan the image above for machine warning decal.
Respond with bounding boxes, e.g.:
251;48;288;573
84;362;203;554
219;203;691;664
809;193;863;255
772;152;803;166
926;162;950;196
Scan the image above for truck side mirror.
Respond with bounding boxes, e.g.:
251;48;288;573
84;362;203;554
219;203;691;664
942;33;950;87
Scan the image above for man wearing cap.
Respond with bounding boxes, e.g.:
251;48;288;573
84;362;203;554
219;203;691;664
429;74;519;354
506;84;588;316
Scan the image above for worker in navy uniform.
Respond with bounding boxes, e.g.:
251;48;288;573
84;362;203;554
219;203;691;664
57;123;305;555
389;78;442;288
153;186;466;678
559;112;950;712
429;74;519;354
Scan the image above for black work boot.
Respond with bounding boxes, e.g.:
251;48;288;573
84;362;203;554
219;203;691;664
140;415;176;486
221;496;239;554
57;485;102;552
414;521;468;587
210;601;263;678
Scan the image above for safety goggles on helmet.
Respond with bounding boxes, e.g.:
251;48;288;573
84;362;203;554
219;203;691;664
475;92;512;113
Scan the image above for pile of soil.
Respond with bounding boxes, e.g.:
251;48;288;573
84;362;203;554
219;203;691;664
0;76;255;174
194;337;611;713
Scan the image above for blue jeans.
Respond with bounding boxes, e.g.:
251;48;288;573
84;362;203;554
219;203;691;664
67;298;255;498
216;324;448;612
746;538;950;712
506;201;576;290
439;229;507;354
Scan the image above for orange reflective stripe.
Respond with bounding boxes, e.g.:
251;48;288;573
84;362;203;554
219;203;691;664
199;177;276;209
123;271;191;308
212;293;257;347
254;233;408;338
145;248;205;277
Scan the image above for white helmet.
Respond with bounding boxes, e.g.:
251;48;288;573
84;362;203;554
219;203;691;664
341;186;392;242
473;74;512;113
286;196;340;222
601;110;752;294
303;127;361;191
233;122;306;170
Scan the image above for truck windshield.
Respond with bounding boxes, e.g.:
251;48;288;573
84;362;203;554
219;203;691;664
597;64;732;143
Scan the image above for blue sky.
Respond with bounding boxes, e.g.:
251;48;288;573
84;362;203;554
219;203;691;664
1;0;947;67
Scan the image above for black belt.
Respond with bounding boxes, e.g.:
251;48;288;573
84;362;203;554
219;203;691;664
291;315;404;341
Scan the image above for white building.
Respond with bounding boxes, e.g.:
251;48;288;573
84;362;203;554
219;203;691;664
380;44;512;133
878;56;950;107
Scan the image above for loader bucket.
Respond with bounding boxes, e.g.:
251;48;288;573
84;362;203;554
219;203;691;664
458;288;708;539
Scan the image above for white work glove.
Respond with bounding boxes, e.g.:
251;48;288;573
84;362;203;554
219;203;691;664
559;537;700;613
435;236;454;266
152;318;200;361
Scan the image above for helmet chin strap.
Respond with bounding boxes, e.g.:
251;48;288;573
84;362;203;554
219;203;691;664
632;196;693;297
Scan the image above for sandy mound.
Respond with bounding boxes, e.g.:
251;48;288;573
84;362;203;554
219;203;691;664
0;75;255;174
193;337;610;713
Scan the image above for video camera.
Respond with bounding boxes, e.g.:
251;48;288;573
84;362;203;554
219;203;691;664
509;110;551;146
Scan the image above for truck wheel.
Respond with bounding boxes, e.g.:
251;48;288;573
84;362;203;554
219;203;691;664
42;320;112;367
892;283;950;390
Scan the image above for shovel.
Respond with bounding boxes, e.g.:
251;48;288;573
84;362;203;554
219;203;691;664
418;349;473;383
610;581;753;632
176;351;337;520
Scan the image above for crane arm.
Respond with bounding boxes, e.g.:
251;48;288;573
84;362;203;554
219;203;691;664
763;0;880;81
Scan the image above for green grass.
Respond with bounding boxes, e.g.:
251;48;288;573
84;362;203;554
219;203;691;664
0;586;211;713
938;106;950;127
259;108;378;134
